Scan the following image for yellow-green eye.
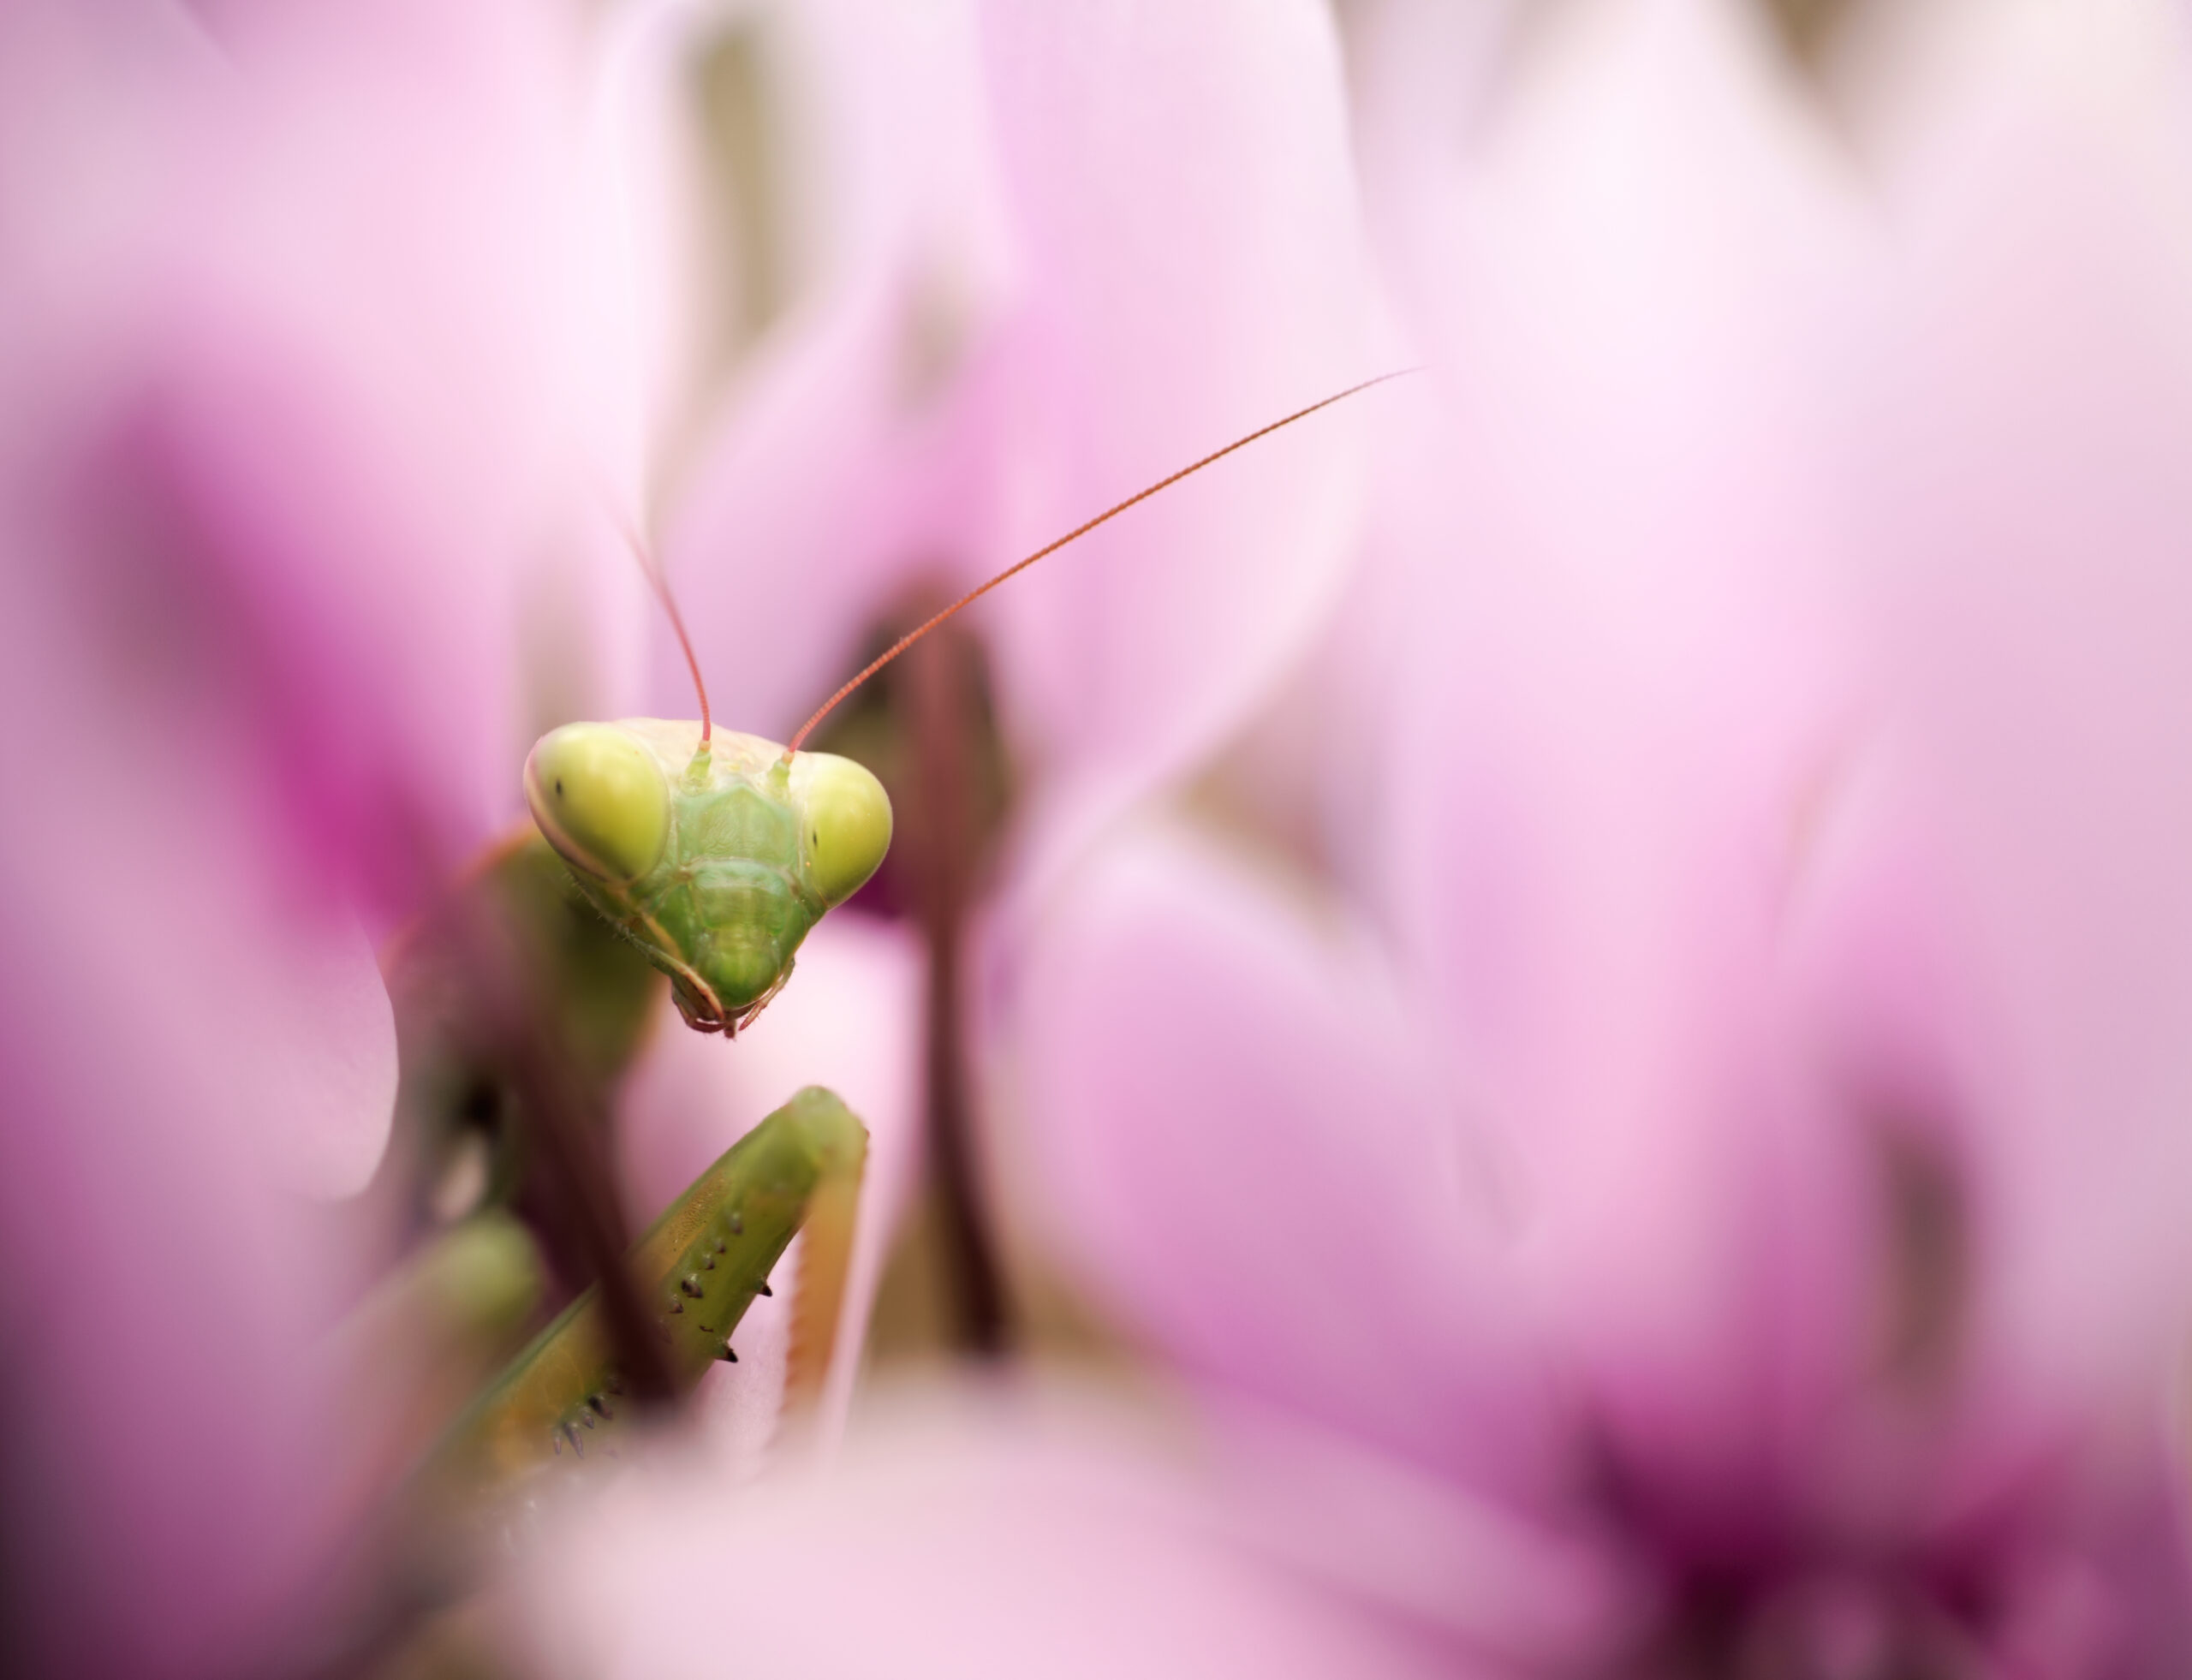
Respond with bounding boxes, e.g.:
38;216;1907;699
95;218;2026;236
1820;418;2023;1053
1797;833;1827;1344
525;723;670;882
790;752;892;907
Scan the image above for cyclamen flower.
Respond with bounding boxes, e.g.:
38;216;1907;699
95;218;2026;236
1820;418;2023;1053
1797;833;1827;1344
0;2;670;1671
646;0;1372;825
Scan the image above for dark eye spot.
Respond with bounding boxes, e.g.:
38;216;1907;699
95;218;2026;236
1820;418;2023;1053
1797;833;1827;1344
555;778;564;795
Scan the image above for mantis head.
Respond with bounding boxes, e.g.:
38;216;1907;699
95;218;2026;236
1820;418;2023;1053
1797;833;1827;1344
525;721;890;1033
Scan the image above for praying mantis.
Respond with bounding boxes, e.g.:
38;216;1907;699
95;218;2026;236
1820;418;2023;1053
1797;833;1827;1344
427;372;1407;1508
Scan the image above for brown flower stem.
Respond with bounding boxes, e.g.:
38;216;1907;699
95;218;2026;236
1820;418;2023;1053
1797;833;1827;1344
899;617;1012;1356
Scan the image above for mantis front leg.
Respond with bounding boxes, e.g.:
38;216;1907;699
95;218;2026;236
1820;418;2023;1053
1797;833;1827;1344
424;1085;867;1511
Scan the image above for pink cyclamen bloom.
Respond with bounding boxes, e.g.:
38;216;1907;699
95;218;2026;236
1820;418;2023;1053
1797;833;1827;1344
524;3;2192;1674
1022;0;2192;1663
0;1;658;1672
0;0;661;914
647;0;1373;837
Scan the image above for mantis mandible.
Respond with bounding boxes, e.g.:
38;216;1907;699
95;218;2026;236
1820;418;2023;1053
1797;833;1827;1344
439;372;1409;1502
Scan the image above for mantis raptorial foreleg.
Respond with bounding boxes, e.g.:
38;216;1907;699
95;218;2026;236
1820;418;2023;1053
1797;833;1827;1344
422;1086;866;1512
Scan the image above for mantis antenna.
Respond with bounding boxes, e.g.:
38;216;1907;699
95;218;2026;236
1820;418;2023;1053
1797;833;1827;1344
783;368;1418;756
610;509;713;748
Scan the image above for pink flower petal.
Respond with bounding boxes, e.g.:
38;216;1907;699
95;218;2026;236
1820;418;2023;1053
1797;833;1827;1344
1839;0;2192;1409
1004;813;1552;1497
519;1380;1618;1679
661;0;1373;819
1342;0;1881;1504
0;531;394;1678
2;0;629;906
972;0;1372;792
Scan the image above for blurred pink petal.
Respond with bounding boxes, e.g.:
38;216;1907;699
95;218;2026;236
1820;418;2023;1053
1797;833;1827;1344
0;3;630;1671
971;0;1371;793
1837;0;2192;1412
658;265;1009;742
664;0;1373;823
1007;814;1553;1499
1;0;634;905
520;1379;1624;1679
649;0;1018;740
0;523;397;1677
1335;0;1881;1501
237;909;398;1202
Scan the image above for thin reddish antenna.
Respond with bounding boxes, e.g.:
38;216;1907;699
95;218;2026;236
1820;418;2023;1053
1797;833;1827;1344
610;509;712;747
784;368;1416;755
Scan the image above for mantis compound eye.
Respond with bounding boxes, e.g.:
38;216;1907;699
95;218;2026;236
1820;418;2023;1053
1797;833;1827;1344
525;723;671;882
789;752;892;907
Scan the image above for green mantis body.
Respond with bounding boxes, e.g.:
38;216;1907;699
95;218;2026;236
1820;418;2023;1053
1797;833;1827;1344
417;723;885;1509
429;376;1399;1513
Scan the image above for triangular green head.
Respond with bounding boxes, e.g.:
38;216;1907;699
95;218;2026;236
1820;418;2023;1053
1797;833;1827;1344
524;720;890;1034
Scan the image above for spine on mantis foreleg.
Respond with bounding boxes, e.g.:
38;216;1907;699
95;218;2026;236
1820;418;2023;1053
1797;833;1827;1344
424;1086;867;1509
